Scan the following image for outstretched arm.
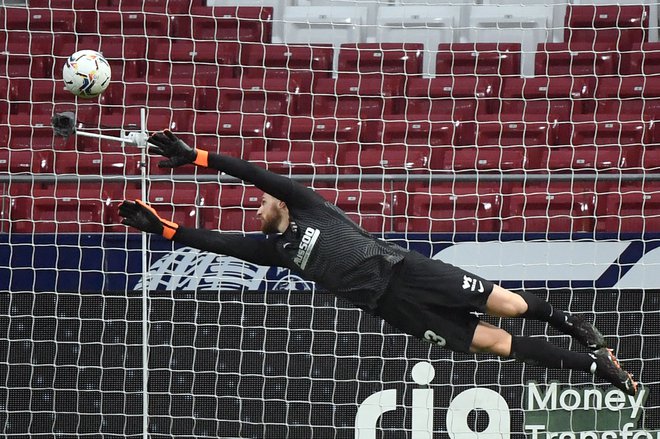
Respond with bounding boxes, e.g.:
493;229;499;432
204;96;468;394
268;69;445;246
119;200;282;267
148;130;318;206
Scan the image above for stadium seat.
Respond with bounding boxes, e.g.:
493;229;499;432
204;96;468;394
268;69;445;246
0;149;53;174
96;11;170;36
500;76;596;121
196;78;299;116
53;151;141;176
375;6;461;76
541;145;638;173
595;76;660;121
147;40;238;86
337;43;424;78
104;0;196;13
8;184;109;233
535;43;620;77
193;113;272;157
282;6;368;46
395;182;503;233
367;116;471;147
2;8;77;55
239;43;334;83
466;5;554;76
435;43;521;79
338;143;430;174
205;185;263;232
171;6;273;43
275;116;361;146
564;5;649;50
248;143;338;175
312;75;404;120
436;119;550;172
505;182;596;233
432;146;529;173
0;54;53;79
624;42;660;76
567;116;646;154
600;182;660;234
106;183;202;231
315;187;393;233
405;76;500;121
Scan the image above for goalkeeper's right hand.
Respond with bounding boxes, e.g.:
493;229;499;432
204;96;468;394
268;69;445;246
119;199;179;239
147;130;209;168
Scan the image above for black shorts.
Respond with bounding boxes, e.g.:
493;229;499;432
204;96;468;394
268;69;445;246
375;250;495;353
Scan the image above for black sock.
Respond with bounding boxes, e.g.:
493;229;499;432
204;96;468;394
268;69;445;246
517;290;572;332
510;336;596;373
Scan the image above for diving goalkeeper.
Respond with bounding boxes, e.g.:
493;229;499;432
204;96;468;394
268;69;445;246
119;130;638;396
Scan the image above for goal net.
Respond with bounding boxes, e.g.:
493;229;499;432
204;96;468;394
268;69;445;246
0;0;659;437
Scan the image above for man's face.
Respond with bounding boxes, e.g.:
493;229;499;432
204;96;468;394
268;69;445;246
256;193;284;234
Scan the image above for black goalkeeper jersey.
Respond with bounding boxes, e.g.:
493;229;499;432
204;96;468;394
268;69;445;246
172;153;408;311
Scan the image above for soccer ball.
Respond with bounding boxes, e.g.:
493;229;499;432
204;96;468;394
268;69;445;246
62;50;111;98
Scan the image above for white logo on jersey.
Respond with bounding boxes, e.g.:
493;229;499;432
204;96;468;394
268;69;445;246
462;275;485;293
293;227;320;270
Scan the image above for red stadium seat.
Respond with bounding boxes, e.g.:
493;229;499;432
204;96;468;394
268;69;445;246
595;76;660;121
505;183;596;233
564;5;649;50
249;143;338;175
535;43;620;77
196;78;298;116
171;6;273;43
337;43;424;77
240;43;334;80
0;149;53;174
541;146;637;173
624;42;660;76
204;185;263;232
53;151;141;175
316;187;393;233
367;116;468;147
97;11;170;36
2;8;77;55
0;54;53;79
405;76;499;122
436;43;521;79
500;76;596;121
8;184;109;233
275;116;361;145
312;75;404;120
338;144;430;174
434;146;529;173
600;182;660;233
193;113;271;158
395;182;503;233
147;40;238;85
106;183;202;231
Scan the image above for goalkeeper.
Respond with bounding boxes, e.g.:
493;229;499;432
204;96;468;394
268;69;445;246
120;130;638;396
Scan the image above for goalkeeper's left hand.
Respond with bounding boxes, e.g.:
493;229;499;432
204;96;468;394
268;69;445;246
148;130;208;168
118;199;179;239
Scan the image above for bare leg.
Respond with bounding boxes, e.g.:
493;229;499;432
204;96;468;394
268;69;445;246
484;285;528;318
469;321;512;356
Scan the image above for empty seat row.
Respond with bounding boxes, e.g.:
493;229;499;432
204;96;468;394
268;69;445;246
0;6;273;44
7;75;660;129
2;181;660;234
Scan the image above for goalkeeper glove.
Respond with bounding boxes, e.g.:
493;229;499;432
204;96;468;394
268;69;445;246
118;199;179;239
147;130;209;168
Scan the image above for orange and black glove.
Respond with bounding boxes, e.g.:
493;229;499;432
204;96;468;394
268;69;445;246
147;130;209;168
118;199;179;239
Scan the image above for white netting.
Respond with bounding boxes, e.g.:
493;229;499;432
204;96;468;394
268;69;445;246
0;1;659;438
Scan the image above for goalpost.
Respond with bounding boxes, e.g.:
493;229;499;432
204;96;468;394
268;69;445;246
0;0;659;438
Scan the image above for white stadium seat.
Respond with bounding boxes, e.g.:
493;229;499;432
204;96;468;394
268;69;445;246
464;5;555;76
376;5;461;76
282;6;369;72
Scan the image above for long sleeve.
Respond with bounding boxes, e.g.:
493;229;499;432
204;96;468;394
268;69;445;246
205;153;320;207
172;226;283;267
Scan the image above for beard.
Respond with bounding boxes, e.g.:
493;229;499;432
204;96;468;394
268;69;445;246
260;210;283;234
